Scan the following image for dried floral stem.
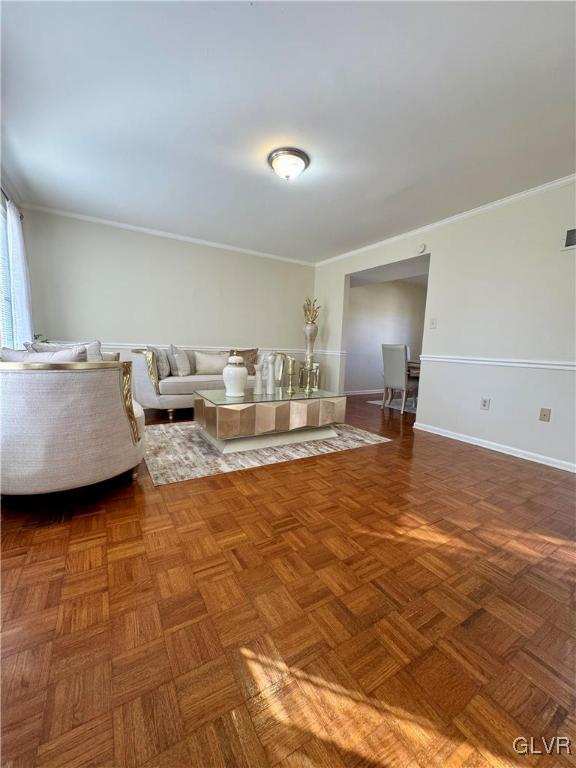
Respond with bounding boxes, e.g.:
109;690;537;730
303;297;321;324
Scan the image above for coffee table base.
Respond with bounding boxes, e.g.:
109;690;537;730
197;425;338;454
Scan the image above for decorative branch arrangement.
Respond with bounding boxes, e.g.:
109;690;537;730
303;297;321;324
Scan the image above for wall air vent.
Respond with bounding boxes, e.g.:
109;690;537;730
565;229;576;248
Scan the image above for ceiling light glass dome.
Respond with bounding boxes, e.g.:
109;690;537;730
267;148;310;180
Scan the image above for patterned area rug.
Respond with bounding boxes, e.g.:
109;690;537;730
144;422;390;485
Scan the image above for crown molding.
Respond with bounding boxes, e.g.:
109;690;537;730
17;174;575;268
315;174;576;267
0;168;25;206
21;204;314;268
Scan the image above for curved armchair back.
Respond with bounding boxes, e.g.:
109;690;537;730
1;361;145;495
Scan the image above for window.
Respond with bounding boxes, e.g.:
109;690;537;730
0;206;15;348
0;200;33;349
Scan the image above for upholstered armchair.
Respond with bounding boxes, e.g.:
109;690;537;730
0;361;145;494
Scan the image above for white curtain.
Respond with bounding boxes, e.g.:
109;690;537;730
5;201;33;348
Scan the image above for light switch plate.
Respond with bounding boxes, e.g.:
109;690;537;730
429;318;438;330
539;408;551;422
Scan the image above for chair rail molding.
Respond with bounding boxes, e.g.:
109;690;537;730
56;341;348;357
315;349;348;358
419;354;576;371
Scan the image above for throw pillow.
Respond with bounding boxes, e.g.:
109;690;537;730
147;346;171;379
26;340;103;361
168;344;191;377
185;350;196;375
231;348;258;375
1;346;87;362
195;350;229;375
102;352;120;361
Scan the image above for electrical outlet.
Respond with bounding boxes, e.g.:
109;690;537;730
480;397;491;411
539;408;551;422
429;317;438;330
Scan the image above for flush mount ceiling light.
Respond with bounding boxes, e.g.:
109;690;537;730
267;147;310;180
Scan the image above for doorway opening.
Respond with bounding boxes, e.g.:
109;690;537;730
343;254;430;413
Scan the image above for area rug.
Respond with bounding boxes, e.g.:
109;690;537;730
367;398;417;414
144;422;390;485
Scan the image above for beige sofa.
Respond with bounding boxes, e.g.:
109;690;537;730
129;348;283;417
0;361;145;494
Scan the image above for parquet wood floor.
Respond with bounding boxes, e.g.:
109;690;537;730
2;397;575;767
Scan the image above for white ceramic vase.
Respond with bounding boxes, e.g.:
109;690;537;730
303;322;318;366
223;354;248;397
266;353;276;395
253;363;263;394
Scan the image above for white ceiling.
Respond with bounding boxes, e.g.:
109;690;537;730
2;2;574;263
350;254;429;287
397;274;428;289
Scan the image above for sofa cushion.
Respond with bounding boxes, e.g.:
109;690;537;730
147;346;171;379
158;374;255;395
231;348;258;375
168;344;191;376
195;350;229;375
159;374;222;395
1;346;88;362
25;340;103;361
102;351;120;361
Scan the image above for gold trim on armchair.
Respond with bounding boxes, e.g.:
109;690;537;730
131;348;160;394
120;362;140;444
0;361;122;370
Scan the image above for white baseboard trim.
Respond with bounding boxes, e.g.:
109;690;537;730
413;422;576;473
344;389;384;395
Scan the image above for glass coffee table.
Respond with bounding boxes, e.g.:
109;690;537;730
194;388;347;454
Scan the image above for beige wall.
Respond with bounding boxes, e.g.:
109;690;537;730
24;210;314;349
315;179;576;467
22;180;576;468
316;181;575;357
343;281;427;393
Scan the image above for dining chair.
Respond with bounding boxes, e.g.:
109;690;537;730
381;344;419;414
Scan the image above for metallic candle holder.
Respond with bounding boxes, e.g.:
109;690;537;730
299;362;316;396
286;356;297;396
309;363;320;392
